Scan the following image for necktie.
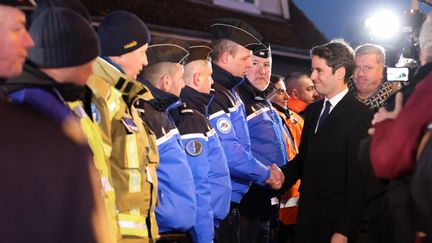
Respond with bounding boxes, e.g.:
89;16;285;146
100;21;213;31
317;100;331;129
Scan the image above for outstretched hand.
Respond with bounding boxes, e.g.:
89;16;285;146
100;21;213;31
266;163;285;190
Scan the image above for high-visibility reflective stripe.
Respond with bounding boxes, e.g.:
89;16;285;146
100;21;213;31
156;128;179;146
180;133;208;141
246;107;270;121
118;214;148;238
280;197;299;208
101;176;115;194
209;110;226;120
107;88;122;120
126;135;141;193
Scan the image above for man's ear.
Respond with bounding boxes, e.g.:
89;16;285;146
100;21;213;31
220;51;231;65
160;74;171;92
192;72;201;87
292;89;299;99
334;66;346;81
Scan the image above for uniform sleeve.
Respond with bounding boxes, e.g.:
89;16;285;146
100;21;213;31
370;77;432;179
209;111;270;185
181;135;214;243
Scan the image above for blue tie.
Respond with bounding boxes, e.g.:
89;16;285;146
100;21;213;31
317;100;331;129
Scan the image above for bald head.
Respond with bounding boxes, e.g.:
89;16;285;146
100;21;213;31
285;72;317;105
184;59;213;94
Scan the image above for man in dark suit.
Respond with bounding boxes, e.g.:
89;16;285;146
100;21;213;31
281;40;373;243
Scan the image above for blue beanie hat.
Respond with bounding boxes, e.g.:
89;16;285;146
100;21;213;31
28;7;100;68
97;10;151;57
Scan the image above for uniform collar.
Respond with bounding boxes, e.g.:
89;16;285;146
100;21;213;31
138;78;181;111
180;85;213;114
211;62;245;90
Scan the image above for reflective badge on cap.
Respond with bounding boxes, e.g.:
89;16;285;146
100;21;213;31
185;140;203;157
216;117;232;134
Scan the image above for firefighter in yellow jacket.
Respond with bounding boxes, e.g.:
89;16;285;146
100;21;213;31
87;10;160;242
268;75;304;242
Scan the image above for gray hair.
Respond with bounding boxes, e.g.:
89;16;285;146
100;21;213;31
210;39;239;61
354;43;386;65
419;13;432;64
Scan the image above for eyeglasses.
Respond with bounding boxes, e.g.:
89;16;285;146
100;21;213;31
354;65;376;73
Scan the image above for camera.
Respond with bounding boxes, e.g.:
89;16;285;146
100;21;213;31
384;67;410;82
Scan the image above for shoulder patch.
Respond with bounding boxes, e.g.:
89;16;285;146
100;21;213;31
121;117;139;133
185;139;203;157
216;117;232;134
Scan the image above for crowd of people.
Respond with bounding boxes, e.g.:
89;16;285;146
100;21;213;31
0;0;431;243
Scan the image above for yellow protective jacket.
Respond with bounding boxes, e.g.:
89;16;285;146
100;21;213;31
67;100;118;243
272;106;304;225
87;57;160;242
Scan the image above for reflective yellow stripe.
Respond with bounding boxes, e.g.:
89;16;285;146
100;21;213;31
107;88;122;120
126;135;141;193
118;213;148;238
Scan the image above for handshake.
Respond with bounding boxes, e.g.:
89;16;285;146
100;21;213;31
266;163;285;190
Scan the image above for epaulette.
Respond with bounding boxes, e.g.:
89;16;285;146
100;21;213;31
179;103;194;115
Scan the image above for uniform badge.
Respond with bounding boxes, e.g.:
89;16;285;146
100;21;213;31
185;140;203;157
121;117;139;133
91;103;101;123
216;117;232;134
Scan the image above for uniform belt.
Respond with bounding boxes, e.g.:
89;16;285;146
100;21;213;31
158;231;191;241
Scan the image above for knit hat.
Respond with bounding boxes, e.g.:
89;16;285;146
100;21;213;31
97;10;150;57
146;37;189;66
28;7;100;68
185;41;212;64
32;0;92;23
210;18;263;50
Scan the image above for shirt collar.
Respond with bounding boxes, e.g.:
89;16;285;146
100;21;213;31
324;87;348;111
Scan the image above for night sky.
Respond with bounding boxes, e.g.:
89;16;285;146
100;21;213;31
293;0;431;44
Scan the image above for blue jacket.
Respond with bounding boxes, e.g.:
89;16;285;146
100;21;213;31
180;86;232;229
134;79;196;233
237;80;287;168
170;102;214;243
208;63;270;203
2;63;84;124
237;79;288;220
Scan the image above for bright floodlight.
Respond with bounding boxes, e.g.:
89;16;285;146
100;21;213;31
365;10;401;41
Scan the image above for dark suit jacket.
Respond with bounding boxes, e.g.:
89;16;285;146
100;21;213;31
282;91;373;242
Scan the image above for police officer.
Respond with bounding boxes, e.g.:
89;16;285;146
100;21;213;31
136;37;196;242
236;41;287;243
208;18;285;242
90;10;160;242
175;42;232;242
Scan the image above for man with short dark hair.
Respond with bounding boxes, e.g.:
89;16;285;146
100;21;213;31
281;40;372;243
284;72;317;116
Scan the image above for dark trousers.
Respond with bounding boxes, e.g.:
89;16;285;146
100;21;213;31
277;223;295;243
215;202;240;243
157;231;192;243
239;216;270;243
